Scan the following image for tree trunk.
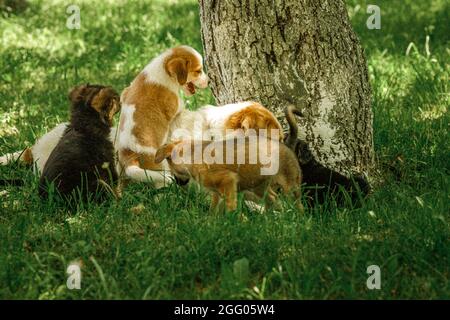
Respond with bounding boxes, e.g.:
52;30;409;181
199;0;374;193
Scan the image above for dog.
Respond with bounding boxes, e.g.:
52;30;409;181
38;84;120;201
0;45;282;190
169;101;284;142
117;45;209;188
284;104;371;203
0;101;283;177
154;135;303;212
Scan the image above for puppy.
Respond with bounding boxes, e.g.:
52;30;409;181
284;105;371;202
0;102;282;178
118;45;208;188
38;84;120;201
169;101;284;142
154;136;303;212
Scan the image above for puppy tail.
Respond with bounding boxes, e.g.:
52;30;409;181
284;105;303;151
124;165;173;189
0;148;33;166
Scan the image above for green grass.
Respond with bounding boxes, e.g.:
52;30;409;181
0;0;449;299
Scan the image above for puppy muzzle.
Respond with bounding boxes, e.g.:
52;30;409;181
193;73;209;89
174;175;190;186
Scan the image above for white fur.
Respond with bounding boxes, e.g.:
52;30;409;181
169;109;208;141
119;50;181;187
193;72;209;88
31;122;68;173
200;101;254;129
180;45;209;89
168;101;260;143
118;104;158;155
142;49;179;95
124;164;171;189
0;102;258;182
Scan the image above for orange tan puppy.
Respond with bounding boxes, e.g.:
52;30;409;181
118;46;208;187
155;138;303;212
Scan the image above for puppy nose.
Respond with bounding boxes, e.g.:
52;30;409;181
199;73;209;88
175;176;190;186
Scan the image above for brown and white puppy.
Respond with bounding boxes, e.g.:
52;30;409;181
154;137;303;212
169;101;284;142
39;84;120;201
118;45;208;187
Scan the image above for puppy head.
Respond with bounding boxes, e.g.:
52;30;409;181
165;45;208;96
155;141;191;183
68;84;121;126
228;102;284;141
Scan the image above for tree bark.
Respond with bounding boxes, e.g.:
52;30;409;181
199;0;374;190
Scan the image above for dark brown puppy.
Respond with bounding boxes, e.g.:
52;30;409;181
39;84;120;202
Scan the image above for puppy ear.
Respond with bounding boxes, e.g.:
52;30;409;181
241;117;254;134
68;84;87;103
155;144;174;164
267;119;284;141
91;88;120;126
166;57;188;85
106;96;121;122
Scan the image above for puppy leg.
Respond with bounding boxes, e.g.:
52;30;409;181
223;182;238;212
116;177;130;199
120;149;172;188
203;171;238;212
293;189;304;213
253;184;279;210
279;179;304;213
209;192;221;213
266;187;280;209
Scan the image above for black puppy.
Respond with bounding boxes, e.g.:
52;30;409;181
39;84;121;202
285;105;370;204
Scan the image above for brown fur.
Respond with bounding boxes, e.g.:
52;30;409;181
122;74;179;149
39;84;120;202
166;47;203;85
155;138;303;213
21;148;33;165
119;46;206;182
225;102;284;141
91;88;121;123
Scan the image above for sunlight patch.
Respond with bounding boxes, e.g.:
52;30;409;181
415;105;447;121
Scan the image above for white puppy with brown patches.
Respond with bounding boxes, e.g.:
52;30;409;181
117;45;208;188
169;101;284;142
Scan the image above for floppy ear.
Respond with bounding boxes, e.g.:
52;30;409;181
166;57;188;85
106;96;121;121
90;88;120;126
155;144;174;164
241;117;254;134
267;119;284;141
68;84;88;104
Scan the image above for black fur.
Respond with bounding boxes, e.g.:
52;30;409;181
284;105;371;204
39;84;120;202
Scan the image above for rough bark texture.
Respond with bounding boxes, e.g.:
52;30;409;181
199;0;373;180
